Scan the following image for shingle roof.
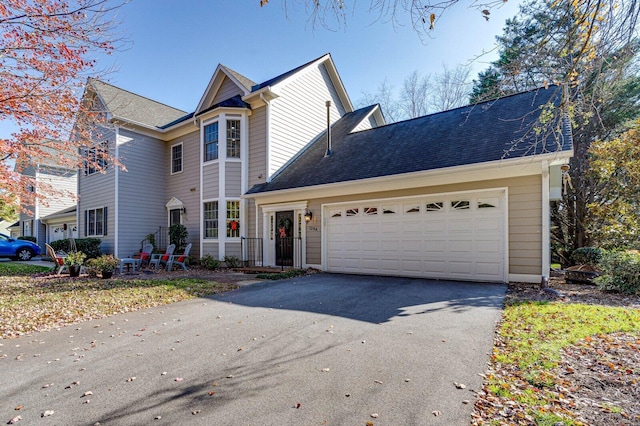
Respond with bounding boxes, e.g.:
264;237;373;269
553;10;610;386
247;86;573;194
89;78;188;128
220;66;256;93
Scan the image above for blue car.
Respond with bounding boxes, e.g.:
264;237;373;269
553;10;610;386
0;233;41;261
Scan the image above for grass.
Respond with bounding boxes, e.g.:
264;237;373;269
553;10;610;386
484;300;640;424
0;262;51;276
0;266;238;338
255;268;307;280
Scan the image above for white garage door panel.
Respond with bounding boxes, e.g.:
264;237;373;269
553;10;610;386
325;190;506;282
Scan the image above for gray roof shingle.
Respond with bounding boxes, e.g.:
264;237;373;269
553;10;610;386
89;78;188;128
247;86;573;194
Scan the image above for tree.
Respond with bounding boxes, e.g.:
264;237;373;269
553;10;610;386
588;121;640;249
468;0;640;262
0;194;19;222
0;0;124;211
358;64;472;122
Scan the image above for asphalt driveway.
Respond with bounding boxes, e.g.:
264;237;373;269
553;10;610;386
0;274;506;425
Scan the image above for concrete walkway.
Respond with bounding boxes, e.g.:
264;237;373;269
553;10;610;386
0;274;505;425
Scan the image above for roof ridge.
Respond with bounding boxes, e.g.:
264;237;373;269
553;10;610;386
251;53;331;92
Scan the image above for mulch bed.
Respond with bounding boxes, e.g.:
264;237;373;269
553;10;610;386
488;277;640;425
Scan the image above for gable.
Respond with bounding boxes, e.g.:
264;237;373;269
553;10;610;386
195;65;255;115
211;76;246;106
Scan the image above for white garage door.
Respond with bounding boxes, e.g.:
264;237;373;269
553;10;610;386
325;190;506;282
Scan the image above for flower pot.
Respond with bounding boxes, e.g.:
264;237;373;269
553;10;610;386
101;270;113;279
69;265;81;277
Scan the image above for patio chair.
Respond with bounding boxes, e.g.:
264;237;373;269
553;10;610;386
166;243;192;271
138;243;154;269
46;243;67;275
149;244;175;271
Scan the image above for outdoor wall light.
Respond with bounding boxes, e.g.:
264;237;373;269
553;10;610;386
304;210;313;222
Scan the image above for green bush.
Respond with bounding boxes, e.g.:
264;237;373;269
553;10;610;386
595;250;640;294
571;247;603;266
18;236;37;243
169;224;188;252
50;238;102;259
223;255;241;269
198;254;221;270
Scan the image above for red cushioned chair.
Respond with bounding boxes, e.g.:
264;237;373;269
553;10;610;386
149;244;175;271
166;243;192;271
46;243;68;275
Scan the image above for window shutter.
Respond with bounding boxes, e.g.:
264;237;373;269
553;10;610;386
84;210;88;237
103;207;108;235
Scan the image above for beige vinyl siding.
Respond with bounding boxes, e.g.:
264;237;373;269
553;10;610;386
202;241;219;259
246;199;257;238
225;242;241;258
78;126;116;254
166;130;201;256
269;63;346;177
116;129;167;257
248;106;267;189
294;175;542;275
211;76;244;106
225;161;242;196
202;163;220;199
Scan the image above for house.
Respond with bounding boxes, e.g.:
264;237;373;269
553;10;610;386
76;53;572;283
15;144;78;251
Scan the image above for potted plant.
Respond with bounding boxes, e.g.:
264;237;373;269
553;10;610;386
64;251;87;277
88;254;119;279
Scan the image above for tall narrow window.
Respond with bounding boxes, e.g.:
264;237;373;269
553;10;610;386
171;143;183;174
204;122;219;162
226;200;240;238
226;119;241;158
204;201;218;238
83;141;109;175
85;207;107;236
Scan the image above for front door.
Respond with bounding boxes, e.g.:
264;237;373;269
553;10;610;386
275;210;294;267
169;209;181;226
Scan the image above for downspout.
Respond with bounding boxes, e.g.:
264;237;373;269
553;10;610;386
325;100;332;157
260;93;271;183
541;160;550;287
114;128;119;258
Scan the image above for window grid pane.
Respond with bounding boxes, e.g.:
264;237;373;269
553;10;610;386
204;201;218;238
226;120;240;158
226;201;240;238
204;122;219;162
171;144;182;173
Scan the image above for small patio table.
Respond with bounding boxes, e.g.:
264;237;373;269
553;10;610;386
119;258;138;274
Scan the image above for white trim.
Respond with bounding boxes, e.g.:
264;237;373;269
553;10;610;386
170;141;184;175
245;152;574;204
199;122;205;257
541;161;551;281
219;114;227;258
260;201;309;213
509;273;542;284
114;128;119;258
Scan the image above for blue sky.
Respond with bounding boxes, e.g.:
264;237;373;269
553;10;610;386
99;0;521;113
1;0;522;137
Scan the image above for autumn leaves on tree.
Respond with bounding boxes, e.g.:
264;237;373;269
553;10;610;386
0;0;123;209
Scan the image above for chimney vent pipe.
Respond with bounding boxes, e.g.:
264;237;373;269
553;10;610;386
325;100;332;157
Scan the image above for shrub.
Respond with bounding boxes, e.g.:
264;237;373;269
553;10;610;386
64;251;87;266
87;254;119;272
198;254;221;270
18;236;36;243
169;224;188;252
223;255;241;269
50;238;102;259
571;247;603;266
595;250;640;294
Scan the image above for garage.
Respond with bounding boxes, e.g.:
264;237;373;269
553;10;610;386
324;189;507;282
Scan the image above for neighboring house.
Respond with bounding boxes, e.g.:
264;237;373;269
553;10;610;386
16;146;78;252
6;221;20;239
76;53;572;283
0;219;15;236
40;206;78;244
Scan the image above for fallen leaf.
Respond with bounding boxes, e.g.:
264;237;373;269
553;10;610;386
175;377;183;382
192;410;201;415
208;391;216;396
7;415;22;424
41;410;54;417
321;368;330;372
374;380;383;384
454;382;466;389
370;413;379;418
432;410;441;416
154;415;161;420
82;391;93;397
14;406;23;411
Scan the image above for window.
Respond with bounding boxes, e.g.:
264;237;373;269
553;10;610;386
478;198;499;209
204;122;219;162
204;201;218;238
426;202;444;212
226;119;240;158
346;208;359;216
226;201;240;238
451;200;470;210
364;207;378;215
85;207;107;236
83;142;108;175
404;205;420;213
171;143;183;174
23;220;32;237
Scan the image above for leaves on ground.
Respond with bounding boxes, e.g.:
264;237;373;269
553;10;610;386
0;275;238;338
